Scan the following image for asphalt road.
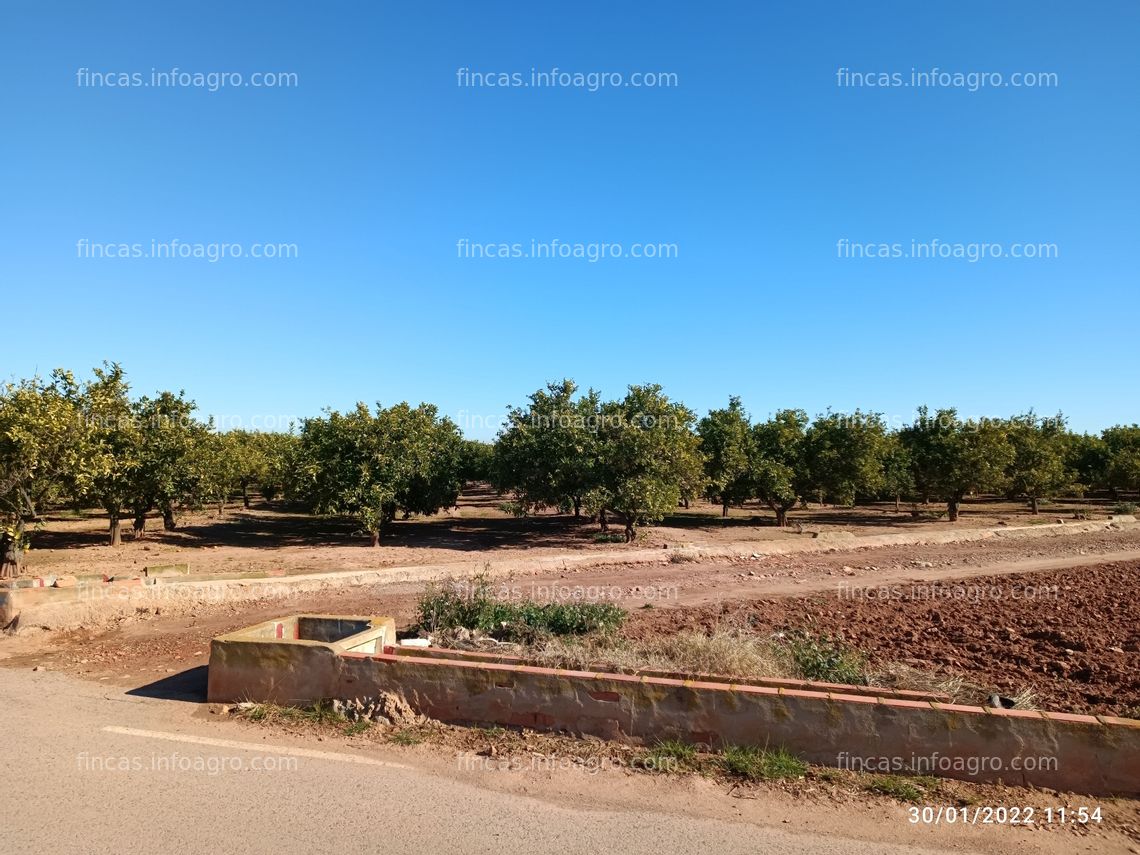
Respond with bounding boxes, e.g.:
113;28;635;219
0;667;1088;855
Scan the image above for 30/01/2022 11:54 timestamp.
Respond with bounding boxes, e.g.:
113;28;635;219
908;806;1103;826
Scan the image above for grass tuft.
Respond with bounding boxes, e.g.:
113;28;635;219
638;739;699;773
720;745;807;781
783;632;867;685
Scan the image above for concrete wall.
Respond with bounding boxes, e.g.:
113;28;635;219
207;624;1140;795
206;615;395;705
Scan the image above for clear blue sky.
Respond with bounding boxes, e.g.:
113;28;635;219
2;1;1136;438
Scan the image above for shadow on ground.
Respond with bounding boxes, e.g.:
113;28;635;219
127;665;208;704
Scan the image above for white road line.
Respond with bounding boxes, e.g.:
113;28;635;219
102;726;412;769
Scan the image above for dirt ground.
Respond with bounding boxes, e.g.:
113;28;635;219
6;526;1140;716
16;485;1125;581
626;559;1140;717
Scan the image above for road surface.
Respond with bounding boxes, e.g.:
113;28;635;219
4;667;1126;855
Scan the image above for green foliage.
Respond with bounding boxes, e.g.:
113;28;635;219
879;433;915;507
458;439;494;484
126;391;205;530
497;500;528;517
750;409;810;526
720;745;807;781
1113;502;1138;515
493;380;602;517
804;411;888;505
293;401;463;545
1063;432;1106;493
698;397;755;515
0;371;93;524
214;429;298;507
784;632;867;685
257;431;300;502
416;577;626;641
1006;412;1072;512
639;739;698;772
596;385;704;541
899;407;1014;520
1102;425;1140;496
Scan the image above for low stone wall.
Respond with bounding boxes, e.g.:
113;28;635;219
208;624;1140;795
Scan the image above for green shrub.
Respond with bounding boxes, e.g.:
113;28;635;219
784;632;867;685
592;532;625;544
1113;502;1137;515
498;501;528;517
416;576;626;642
720;745;806;781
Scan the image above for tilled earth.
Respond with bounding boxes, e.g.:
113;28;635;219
627;559;1140;717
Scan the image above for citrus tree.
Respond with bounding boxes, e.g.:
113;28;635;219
697;397;754;517
594;384;703;541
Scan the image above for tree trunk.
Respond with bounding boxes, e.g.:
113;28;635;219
109;514;122;547
682;498;689;509
947;498;960;522
370;530;381;548
1030;496;1040;515
133;512;147;540
217;500;225;517
775;507;788;527
572;497;581;519
162;507;177;530
624;519;635;542
894;494;901;512
242;482;251;509
599;508;608;532
722;501;729;518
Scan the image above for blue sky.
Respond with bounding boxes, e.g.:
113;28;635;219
2;1;1136;438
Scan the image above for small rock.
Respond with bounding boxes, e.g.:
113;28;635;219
32;665;44;672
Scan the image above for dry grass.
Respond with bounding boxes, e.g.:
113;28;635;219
867;661;1037;709
528;628;793;681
